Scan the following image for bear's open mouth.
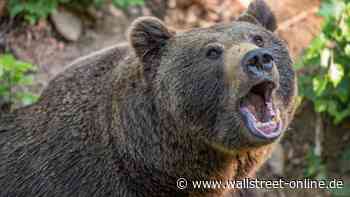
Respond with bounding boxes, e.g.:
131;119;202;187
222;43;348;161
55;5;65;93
239;81;282;139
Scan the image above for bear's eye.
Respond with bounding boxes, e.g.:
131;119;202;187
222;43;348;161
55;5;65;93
206;45;223;60
253;35;264;47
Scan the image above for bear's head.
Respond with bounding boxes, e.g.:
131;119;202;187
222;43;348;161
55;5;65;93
128;0;296;152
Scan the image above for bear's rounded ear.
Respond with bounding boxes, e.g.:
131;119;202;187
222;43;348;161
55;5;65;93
238;0;277;32
128;17;174;62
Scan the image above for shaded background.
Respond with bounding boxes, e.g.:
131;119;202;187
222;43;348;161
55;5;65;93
0;0;349;197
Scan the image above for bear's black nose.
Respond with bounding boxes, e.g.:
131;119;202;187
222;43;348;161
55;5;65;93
242;49;274;77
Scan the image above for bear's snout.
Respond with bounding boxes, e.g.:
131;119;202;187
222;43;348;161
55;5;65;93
241;48;275;78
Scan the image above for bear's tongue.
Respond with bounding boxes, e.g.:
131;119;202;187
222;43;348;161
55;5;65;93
241;92;275;123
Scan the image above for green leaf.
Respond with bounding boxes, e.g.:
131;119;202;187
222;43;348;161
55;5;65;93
321;48;331;67
313;77;328;96
345;44;350;56
319;2;334;18
315;99;327;112
340;17;349;37
20;93;38;106
0;53;37;106
336;79;350;103
328;63;344;87
0;54;16;70
0;65;3;78
0;85;9;96
326;100;339;116
334;103;350;124
24;15;37;25
8;4;26;17
93;0;105;8
16;61;35;72
319;1;345;19
306;35;326;59
112;0;144;9
18;75;34;85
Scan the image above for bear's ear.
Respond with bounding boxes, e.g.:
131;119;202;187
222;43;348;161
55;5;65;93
128;17;174;82
238;0;277;32
128;16;173;63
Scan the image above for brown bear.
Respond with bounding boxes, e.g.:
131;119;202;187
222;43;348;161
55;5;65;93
0;0;297;196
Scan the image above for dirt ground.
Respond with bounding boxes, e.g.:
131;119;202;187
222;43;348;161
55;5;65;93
2;0;348;197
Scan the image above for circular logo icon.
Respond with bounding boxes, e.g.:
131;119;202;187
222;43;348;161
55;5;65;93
177;178;188;190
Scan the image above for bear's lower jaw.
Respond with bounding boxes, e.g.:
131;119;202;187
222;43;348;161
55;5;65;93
240;106;282;140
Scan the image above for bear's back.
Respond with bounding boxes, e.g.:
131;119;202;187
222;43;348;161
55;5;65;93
0;43;132;197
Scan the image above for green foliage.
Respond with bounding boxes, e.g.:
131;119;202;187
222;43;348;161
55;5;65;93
0;54;38;107
330;150;350;197
304;149;327;179
329;185;350;197
297;0;350;124
7;0;68;24
68;0;144;10
111;0;144;9
304;148;350;197
328;147;350;196
7;0;144;24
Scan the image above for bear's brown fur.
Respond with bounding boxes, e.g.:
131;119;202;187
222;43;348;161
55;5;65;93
0;0;297;196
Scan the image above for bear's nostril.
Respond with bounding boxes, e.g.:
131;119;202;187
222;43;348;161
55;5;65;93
248;56;259;66
262;54;273;64
262;54;274;71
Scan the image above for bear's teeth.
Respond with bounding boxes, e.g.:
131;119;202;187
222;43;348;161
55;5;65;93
255;122;263;127
256;121;276;128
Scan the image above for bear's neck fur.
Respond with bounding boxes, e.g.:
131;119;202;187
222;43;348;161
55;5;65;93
111;61;275;196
